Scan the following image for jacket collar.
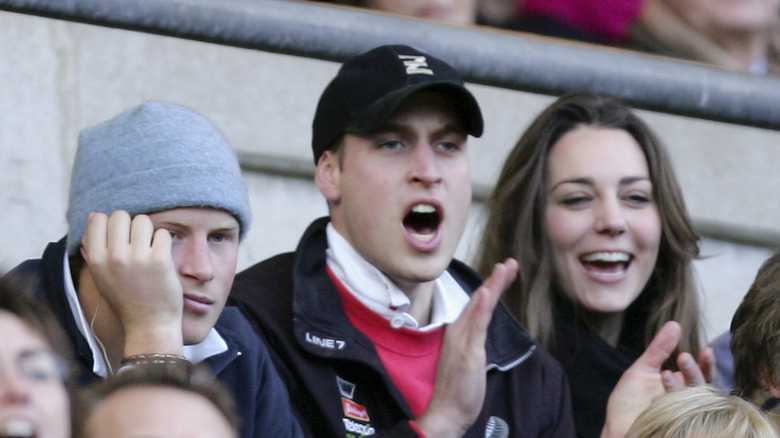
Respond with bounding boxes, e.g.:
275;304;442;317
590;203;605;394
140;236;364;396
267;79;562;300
291;217;538;370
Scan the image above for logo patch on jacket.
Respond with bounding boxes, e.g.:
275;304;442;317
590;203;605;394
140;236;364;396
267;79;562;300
305;331;346;349
342;398;370;421
337;376;376;437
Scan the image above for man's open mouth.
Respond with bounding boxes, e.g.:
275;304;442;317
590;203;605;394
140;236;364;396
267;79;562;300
403;203;441;243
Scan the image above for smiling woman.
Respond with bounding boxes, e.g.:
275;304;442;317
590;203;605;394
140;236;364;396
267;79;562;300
629;0;780;75
474;91;705;438
545;126;663;342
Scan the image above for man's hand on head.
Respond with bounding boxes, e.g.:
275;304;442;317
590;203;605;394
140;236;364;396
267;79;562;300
80;210;184;358
415;259;518;437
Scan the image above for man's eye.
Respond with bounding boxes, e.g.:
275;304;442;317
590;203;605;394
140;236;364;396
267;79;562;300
439;141;462;152
379;140;402;150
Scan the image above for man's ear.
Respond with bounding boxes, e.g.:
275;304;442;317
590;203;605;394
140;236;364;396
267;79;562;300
315;150;341;203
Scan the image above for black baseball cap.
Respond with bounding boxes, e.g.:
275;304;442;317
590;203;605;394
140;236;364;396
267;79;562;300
311;44;484;164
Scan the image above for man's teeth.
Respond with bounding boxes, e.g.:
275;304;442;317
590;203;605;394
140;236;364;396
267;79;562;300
581;252;630;263
411;203;436;213
2;420;34;437
411;232;434;242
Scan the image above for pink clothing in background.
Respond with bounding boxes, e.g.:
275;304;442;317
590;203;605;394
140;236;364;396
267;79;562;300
521;0;645;42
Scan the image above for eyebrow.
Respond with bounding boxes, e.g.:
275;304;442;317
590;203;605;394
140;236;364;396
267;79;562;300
154;221;240;233
365;120;467;137
550;175;651;192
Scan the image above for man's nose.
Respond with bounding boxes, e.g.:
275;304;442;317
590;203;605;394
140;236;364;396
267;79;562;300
178;239;215;282
408;145;442;186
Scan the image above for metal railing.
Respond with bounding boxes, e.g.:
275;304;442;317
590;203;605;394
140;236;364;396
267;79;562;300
2;0;780;129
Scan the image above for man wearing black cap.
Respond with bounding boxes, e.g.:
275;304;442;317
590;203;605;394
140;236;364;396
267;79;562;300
229;45;575;437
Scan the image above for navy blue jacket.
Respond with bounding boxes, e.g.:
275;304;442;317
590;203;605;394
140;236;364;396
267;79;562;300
3;238;303;438
229;217;575;438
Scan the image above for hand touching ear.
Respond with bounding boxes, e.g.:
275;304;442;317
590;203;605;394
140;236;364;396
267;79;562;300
81;210;184;359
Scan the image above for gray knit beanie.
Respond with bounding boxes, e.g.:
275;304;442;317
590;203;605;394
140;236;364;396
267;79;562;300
66;101;251;256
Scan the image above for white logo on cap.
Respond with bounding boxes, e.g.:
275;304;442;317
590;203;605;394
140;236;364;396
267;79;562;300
399;55;433;75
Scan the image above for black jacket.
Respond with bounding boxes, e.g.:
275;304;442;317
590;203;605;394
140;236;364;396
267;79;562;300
229;217;575;438
3;238;303;438
551;303;643;438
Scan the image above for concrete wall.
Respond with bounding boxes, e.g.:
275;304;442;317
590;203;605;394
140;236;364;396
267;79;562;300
1;9;777;342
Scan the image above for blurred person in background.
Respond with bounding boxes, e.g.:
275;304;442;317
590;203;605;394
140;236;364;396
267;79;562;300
477;0;522;28
312;0;642;41
73;363;239;438
0;278;72;438
629;0;780;75
624;385;778;438
730;250;780;433
314;0;478;25
512;0;645;45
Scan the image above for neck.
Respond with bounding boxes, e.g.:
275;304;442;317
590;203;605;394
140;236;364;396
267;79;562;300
395;279;436;326
577;309;624;347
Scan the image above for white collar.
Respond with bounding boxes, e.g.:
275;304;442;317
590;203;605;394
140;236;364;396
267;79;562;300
184;328;228;364
62;253;227;376
63;255;112;377
325;223;470;331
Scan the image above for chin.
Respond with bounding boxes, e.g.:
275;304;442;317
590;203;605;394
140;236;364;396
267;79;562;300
584;300;633;315
182;324;212;346
409;261;450;282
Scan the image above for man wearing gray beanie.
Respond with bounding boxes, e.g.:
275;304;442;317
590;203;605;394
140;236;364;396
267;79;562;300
2;101;302;438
